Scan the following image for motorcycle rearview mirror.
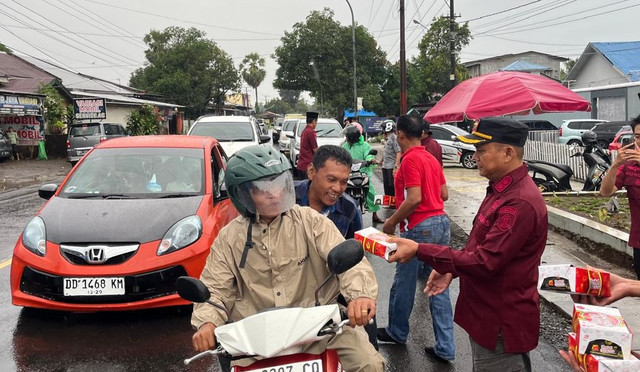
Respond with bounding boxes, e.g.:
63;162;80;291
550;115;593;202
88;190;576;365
368;149;378;156
327;239;364;275
176;276;232;320
315;239;364;306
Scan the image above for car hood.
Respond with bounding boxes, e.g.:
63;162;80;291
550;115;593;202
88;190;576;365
38;196;203;244
317;137;344;147
219;141;257;157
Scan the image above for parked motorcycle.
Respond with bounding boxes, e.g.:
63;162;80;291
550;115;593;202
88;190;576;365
525;159;574;192
177;239;366;371
346;149;377;213
575;130;612;191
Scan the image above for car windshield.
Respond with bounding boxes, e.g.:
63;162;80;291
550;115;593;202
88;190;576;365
190;121;254;141
297;122;342;137
60;148;204;198
442;125;471;136
69;124;101;137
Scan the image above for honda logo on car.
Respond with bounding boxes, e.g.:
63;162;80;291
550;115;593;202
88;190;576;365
87;247;106;263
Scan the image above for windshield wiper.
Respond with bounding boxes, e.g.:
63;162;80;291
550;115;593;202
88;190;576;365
158;193;195;198
102;194;135;199
318;129;337;137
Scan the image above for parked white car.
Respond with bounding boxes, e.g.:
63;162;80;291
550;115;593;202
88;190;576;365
187;115;270;157
288;118;344;167
429;124;477;169
278;116;303;153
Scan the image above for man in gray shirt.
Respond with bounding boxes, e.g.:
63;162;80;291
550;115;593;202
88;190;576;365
382;119;401;197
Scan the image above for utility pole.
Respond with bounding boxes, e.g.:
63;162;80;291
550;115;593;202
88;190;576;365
449;0;457;89
399;0;407;114
346;0;358;119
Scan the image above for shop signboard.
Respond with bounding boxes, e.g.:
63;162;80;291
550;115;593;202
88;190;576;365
363;117;395;135
74;98;107;120
0;94;44;145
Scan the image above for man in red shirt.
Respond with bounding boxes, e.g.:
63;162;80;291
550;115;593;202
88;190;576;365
388;118;548;372
421;121;443;166
296;111;319;180
377;115;455;362
600;114;640;279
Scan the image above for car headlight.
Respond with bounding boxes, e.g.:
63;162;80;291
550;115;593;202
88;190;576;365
157;215;202;255
23;216;46;256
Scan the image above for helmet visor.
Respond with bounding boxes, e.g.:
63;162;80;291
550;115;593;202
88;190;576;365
237;171;295;218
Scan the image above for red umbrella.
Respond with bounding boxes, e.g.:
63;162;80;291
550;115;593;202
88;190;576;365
423;71;591;124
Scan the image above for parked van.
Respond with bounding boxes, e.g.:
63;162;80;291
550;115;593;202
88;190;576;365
67;122;127;164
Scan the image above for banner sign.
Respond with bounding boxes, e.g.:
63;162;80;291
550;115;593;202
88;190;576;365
0;116;44;145
363;117;396;134
74;98;107;120
0;94;42;116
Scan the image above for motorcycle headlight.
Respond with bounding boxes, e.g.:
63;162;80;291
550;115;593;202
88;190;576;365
23;217;46;256
157;215;202;255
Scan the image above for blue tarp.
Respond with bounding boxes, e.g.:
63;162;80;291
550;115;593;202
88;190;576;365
344;108;377;118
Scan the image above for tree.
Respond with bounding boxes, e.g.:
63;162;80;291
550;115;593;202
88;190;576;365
561;59;577;81
126;104;162;135
37;84;66;134
273;8;387;117
240;53;266;111
130;27;240;118
412;16;472;101
278;89;301;108
0;42;12;54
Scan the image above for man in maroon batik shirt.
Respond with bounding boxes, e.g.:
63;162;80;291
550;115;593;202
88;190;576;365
600;114;640;279
387;118;548;372
296;111;319;180
421;121;442;166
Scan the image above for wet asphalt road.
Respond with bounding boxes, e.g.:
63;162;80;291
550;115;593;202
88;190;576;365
0;138;572;371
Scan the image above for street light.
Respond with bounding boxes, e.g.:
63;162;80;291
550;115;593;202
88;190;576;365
412;19;428;29
345;0;357;119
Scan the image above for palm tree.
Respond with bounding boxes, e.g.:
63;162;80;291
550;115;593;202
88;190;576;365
240;53;266;111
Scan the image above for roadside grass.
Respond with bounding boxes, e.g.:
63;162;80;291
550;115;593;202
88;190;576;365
544;195;631;232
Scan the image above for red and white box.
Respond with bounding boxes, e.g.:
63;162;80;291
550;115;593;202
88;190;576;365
354;227;397;261
572;304;633;360
569;333;640;372
374;194;395;207
538;264;611;297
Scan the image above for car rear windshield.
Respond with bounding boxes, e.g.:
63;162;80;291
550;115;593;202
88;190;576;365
60;147;204;198
69;124;101;137
297;122;343;137
191;121;254;141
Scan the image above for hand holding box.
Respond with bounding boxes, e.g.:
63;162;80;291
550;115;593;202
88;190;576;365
354;227;397;261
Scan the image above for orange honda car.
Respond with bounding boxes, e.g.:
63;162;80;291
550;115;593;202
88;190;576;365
10;135;238;312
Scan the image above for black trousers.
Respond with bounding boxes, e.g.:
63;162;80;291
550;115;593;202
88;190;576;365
382;168;395;196
634;248;640;280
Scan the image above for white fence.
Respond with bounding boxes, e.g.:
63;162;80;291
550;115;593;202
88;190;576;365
524;131;616;182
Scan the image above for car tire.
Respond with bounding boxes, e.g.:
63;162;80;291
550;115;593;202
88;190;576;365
567;140;582;146
461;152;477;169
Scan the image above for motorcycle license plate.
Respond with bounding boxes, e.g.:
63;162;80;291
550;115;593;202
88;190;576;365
63;277;125;296
245;359;323;372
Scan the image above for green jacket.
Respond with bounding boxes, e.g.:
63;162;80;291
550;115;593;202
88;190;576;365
342;136;375;176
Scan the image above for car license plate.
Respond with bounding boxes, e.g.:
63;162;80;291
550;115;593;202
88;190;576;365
76;149;87;155
63;277;125;296
245;359;323;372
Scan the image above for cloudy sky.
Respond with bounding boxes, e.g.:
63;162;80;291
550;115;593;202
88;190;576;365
1;0;638;105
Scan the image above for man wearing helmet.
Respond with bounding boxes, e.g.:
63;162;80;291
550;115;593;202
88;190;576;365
342;124;385;224
191;145;385;371
382;119;401;197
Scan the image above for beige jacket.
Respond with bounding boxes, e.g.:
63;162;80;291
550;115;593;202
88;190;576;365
191;204;378;329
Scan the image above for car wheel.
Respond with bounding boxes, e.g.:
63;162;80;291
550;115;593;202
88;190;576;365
567;140;582;146
461;152;477;169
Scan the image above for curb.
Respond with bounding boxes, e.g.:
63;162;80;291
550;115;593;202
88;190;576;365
546;205;631;256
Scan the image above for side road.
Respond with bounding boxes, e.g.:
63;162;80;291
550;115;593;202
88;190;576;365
0;158;71;197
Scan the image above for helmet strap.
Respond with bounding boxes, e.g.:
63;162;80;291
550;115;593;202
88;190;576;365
239;216;255;269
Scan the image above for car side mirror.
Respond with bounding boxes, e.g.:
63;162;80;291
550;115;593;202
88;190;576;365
451;135;457;141
38;184;58;200
286;133;294;139
259;135;270;144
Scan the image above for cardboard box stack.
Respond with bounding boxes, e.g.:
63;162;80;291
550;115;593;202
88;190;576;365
354;227;397;261
567;304;639;371
538;264;611;297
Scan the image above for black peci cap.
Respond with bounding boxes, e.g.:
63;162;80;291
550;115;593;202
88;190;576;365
458;117;529;147
306;111;319;121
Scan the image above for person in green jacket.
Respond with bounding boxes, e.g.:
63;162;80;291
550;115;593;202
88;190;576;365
342;124;384;224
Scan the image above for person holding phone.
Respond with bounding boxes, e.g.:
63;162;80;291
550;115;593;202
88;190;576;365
600;114;640;279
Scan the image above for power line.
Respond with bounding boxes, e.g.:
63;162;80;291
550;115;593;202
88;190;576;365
377;0;398;41
471;0;569;31
0;25;73;71
472;0;578;35
463;0;542;22
84;0;282;37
